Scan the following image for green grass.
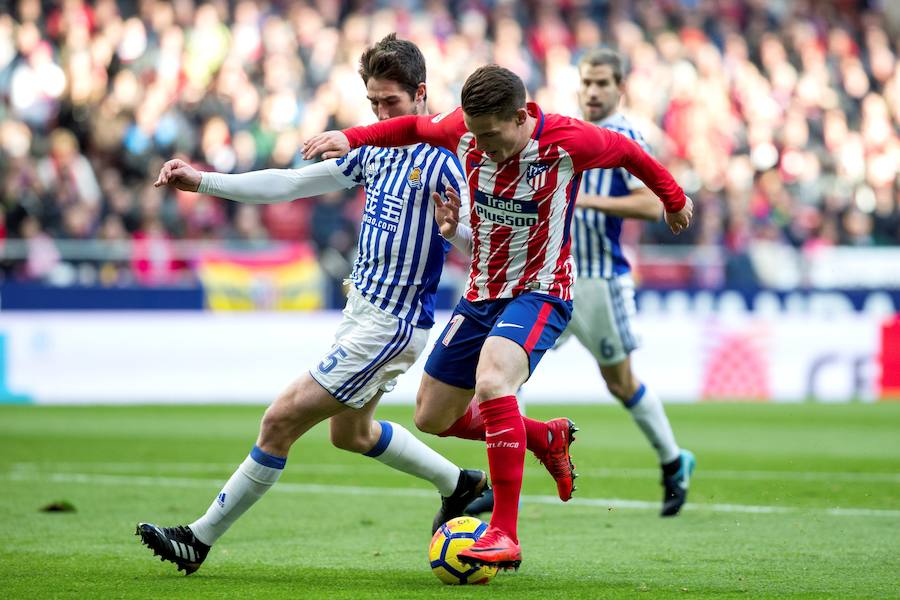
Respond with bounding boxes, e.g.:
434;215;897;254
1;403;898;598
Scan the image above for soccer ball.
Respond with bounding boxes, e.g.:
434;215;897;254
428;516;498;585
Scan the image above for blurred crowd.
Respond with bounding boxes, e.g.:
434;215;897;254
0;0;898;288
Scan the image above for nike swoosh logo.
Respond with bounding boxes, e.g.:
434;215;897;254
485;427;514;437
496;322;524;329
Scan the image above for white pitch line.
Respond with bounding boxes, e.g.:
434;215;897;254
5;471;900;519
569;467;900;484
10;462;900;484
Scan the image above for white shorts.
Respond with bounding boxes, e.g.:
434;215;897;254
309;289;429;409
562;274;641;366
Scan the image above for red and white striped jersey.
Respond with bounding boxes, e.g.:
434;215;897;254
343;102;686;302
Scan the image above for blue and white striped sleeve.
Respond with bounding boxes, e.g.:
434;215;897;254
328;146;367;187
439;153;470;226
438;152;472;255
438;153;467;198
621;128;652;191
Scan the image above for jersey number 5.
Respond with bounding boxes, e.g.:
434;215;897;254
318;346;348;374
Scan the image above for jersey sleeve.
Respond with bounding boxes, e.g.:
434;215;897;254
565;118;685;212
437;153;468;204
198;160;352;204
435;152;472;256
619;129;651;192
343;109;465;153
327;146;368;187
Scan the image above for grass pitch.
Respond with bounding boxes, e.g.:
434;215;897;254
1;402;898;598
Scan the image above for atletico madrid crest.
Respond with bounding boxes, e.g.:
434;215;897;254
526;162;549;190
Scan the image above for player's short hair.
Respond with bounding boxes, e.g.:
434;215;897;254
461;65;526;119
358;33;426;99
579;48;626;84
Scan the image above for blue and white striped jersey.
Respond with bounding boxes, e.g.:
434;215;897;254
572;113;651;279
328;143;467;329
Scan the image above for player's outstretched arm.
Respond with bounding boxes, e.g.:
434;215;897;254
302;131;351;160
155;159;353;204
304;111;461;160
576;187;662;221
664;195;693;235
571;122;692;234
155;159;201;192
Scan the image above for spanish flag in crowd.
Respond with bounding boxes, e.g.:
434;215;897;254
196;243;324;311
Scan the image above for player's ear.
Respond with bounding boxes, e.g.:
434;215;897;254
416;82;427;105
515;107;528;126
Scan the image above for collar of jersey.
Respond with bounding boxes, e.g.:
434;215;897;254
527;102;545;142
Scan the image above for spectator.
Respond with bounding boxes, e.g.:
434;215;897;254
0;0;896;295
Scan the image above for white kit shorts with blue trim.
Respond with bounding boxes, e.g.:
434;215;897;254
561;273;641;366
309;288;428;408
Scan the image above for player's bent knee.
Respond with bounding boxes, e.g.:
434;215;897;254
474;372;510;402
259;401;293;434
258;406;291;450
258;384;303;447
414;410;448;435
414;387;448;434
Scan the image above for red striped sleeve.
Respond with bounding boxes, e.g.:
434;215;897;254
561;118;686;213
343;109;465;153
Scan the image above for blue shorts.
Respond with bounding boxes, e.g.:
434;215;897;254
424;292;573;390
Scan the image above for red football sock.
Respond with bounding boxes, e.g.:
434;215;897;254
523;417;550;456
479;395;525;543
438;398;485;440
441;399;550;456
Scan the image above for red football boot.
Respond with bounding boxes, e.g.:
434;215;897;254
535;418;579;501
457;527;522;570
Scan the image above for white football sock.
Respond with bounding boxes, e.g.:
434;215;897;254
624;384;681;465
189;446;285;546
365;421;460;497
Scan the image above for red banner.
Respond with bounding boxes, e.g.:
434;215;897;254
878;317;900;400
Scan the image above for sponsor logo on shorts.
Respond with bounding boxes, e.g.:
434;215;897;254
496;321;524;329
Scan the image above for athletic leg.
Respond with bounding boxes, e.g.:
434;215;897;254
601;357;679;465
458;293;576;570
571;275;694;516
329;391;487;532
136;372;345;574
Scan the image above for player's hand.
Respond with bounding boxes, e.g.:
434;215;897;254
303;131;351;160
154;159;201;192
664;195;693;235
433;189;461;238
